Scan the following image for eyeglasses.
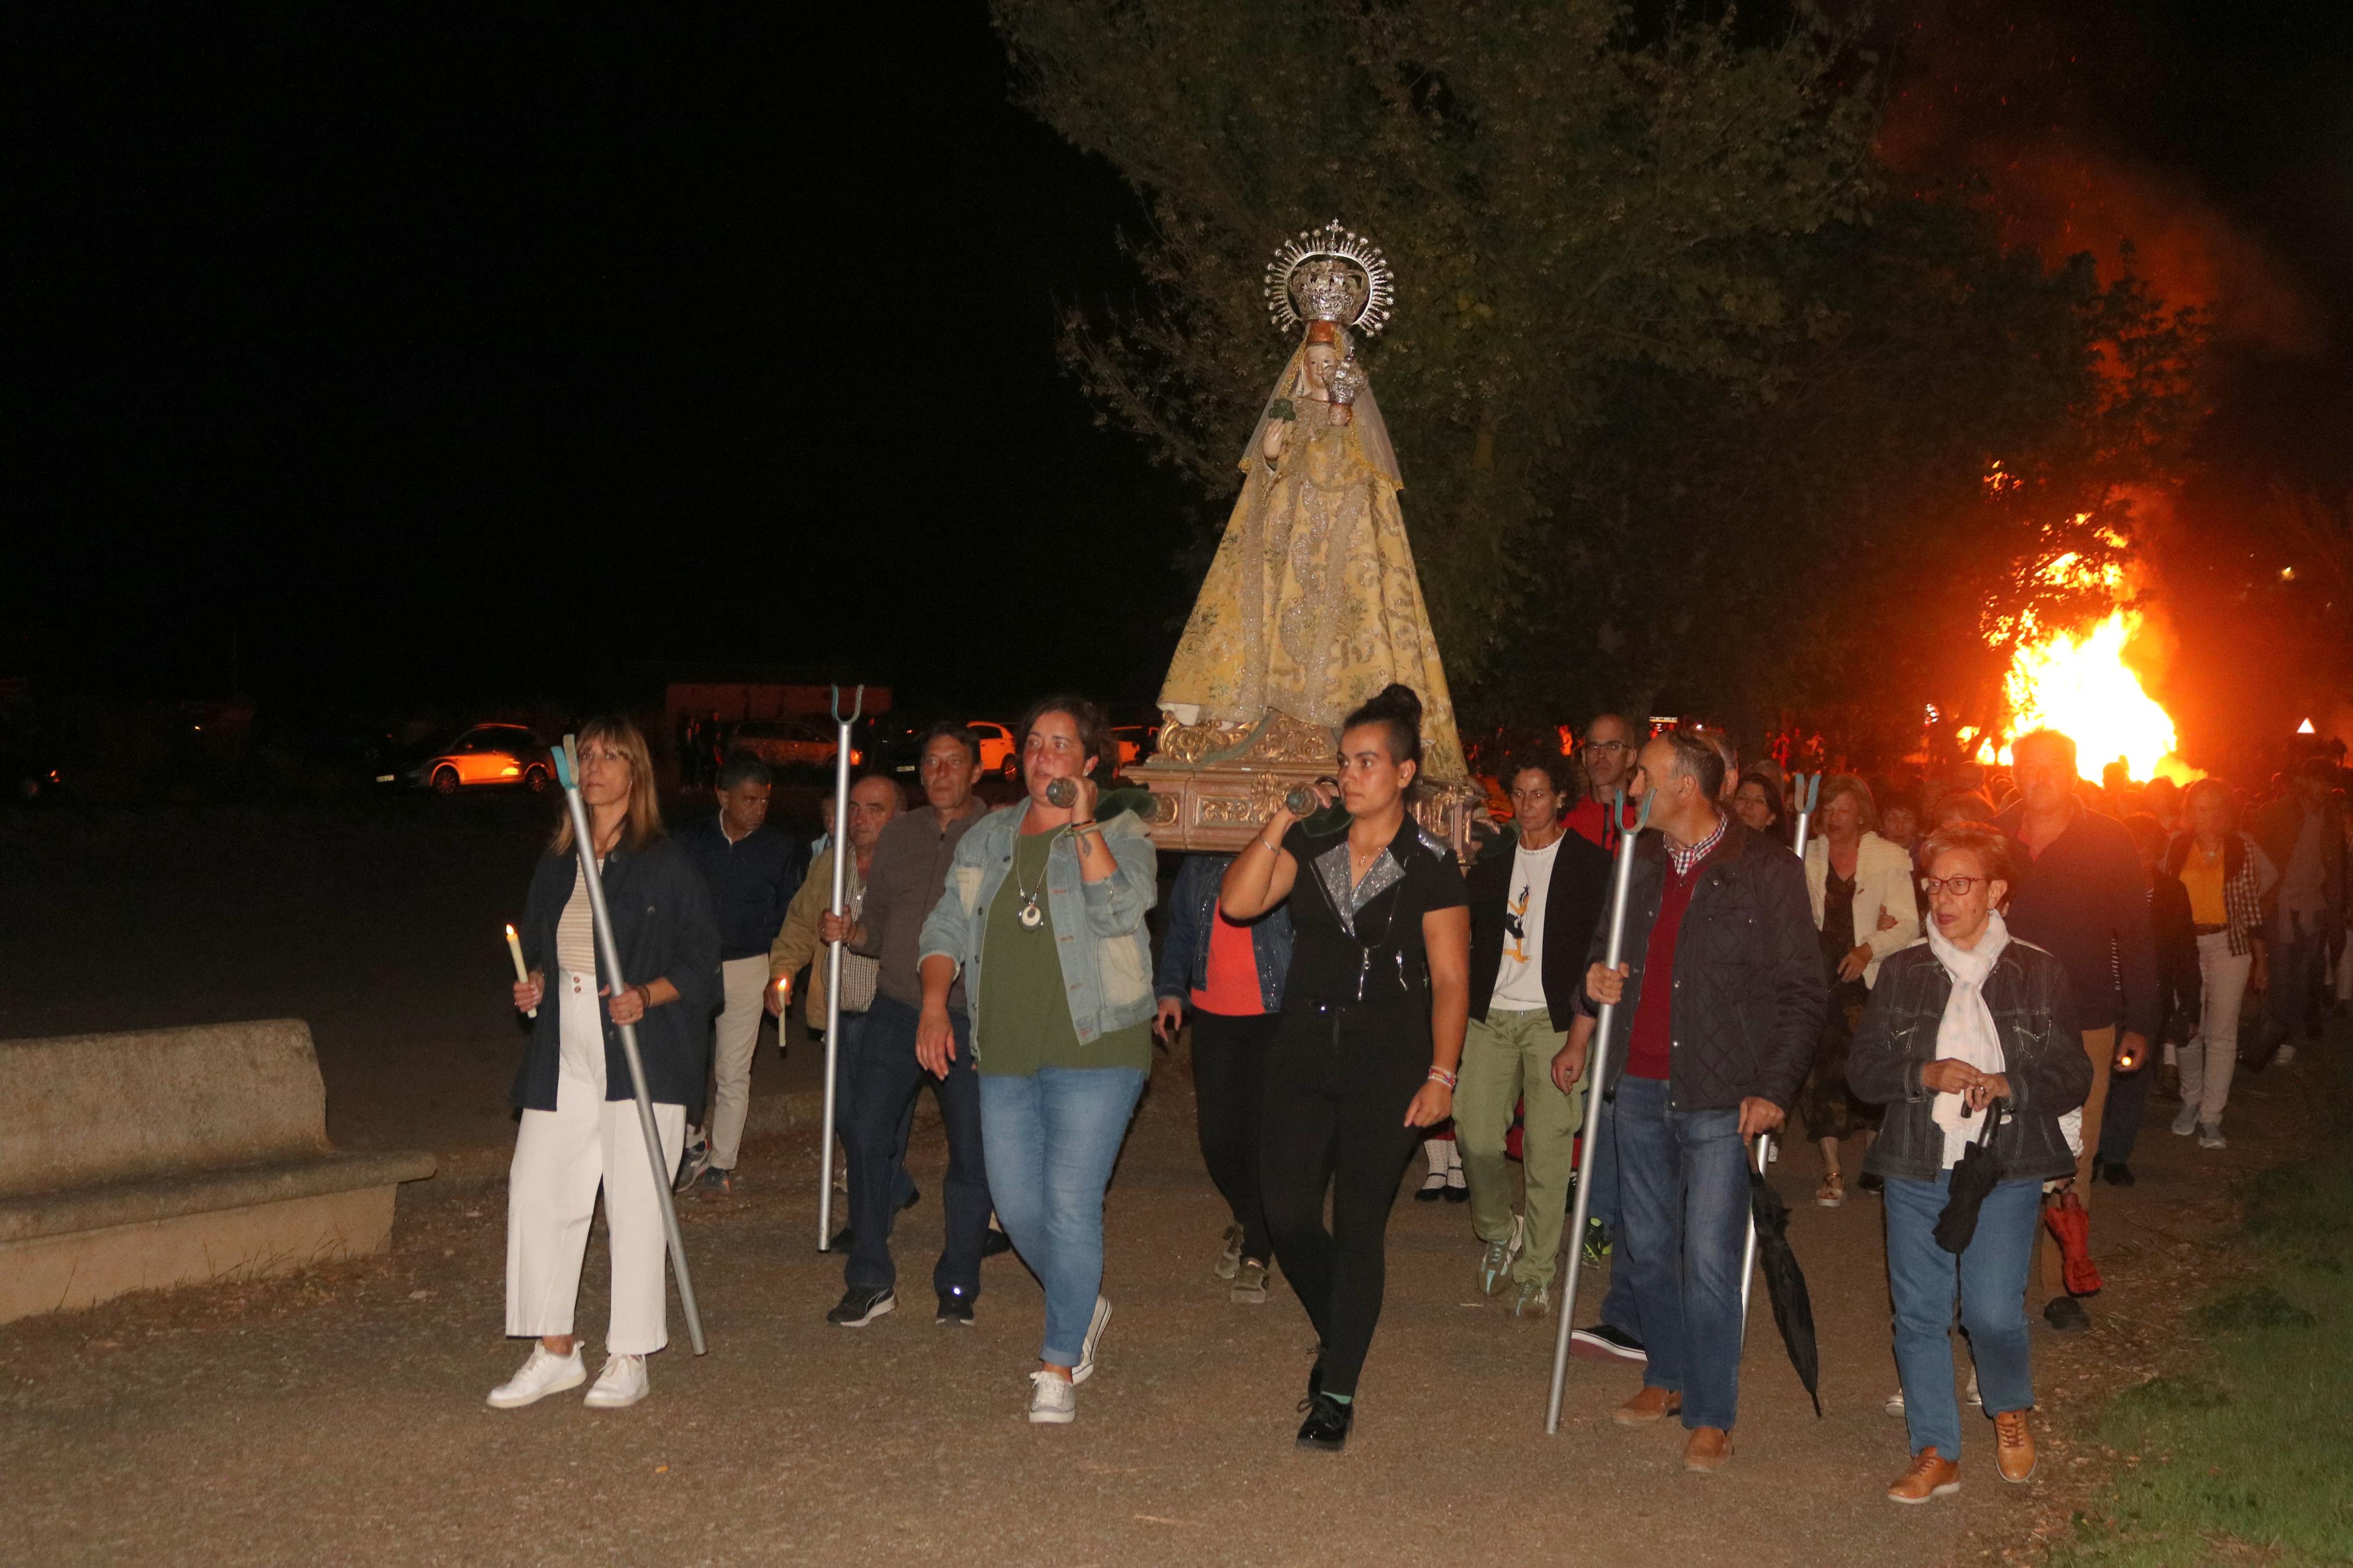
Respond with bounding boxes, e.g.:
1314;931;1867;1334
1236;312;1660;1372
1919;875;1988;898
1584;740;1632;756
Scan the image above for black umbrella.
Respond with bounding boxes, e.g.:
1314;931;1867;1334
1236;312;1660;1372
1747;1167;1822;1417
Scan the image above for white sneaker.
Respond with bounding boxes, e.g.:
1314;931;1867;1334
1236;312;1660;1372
583;1353;649;1409
2170;1103;2200;1136
2274;1044;2297;1066
1072;1296;1112;1384
1028;1369;1076;1424
1884;1388;1905;1417
2198;1124;2227;1150
487;1343;585;1409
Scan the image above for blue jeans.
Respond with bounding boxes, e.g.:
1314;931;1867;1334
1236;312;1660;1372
1590;1089;1641;1338
845;995;990;1303
1884;1172;2039;1459
1613;1075;1750;1430
978;1066;1146;1366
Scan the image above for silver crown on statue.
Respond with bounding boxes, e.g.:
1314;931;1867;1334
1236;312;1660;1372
1265;219;1396;337
1328;352;1367;407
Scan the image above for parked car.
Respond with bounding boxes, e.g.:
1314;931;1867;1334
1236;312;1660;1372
729;719;860;774
380;724;550;795
967;720;1020;778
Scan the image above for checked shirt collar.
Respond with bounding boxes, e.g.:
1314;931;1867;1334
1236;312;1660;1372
1665;812;1727;878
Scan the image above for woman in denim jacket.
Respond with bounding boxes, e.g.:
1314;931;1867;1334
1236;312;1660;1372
1849;824;2092;1505
915;695;1157;1425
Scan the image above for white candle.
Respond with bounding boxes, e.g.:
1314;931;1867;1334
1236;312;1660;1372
505;923;538;1018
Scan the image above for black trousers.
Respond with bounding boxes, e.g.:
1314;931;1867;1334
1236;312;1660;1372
1191;1009;1279;1264
1259;1000;1430;1400
844;994;992;1303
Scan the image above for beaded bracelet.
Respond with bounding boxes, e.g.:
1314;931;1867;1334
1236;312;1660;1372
1426;1066;1458;1090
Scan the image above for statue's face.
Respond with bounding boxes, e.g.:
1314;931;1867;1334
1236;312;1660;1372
1303;343;1338;393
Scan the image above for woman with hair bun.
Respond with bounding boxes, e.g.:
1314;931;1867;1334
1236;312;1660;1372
1219;683;1470;1452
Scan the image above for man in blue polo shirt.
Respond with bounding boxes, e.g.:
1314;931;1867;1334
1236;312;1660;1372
676;753;803;1193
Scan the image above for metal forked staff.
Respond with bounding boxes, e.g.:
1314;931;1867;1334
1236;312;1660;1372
1790;771;1823;859
1545;785;1654;1434
552;735;707;1355
817;684;864;1251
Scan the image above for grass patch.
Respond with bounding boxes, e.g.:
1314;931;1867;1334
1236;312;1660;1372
2051;1027;2353;1567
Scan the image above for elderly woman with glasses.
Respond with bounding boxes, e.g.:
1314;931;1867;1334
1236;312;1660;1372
1848;824;2092;1503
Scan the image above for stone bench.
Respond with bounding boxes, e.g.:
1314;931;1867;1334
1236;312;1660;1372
0;1019;435;1324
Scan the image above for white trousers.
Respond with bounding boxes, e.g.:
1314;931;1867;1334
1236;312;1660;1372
2178;932;2252;1127
705;954;771;1170
505;970;685;1355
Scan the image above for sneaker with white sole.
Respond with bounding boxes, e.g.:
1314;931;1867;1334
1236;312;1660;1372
486;1343;586;1409
2198;1123;2227;1150
1478;1238;1517;1296
1510;1281;1552;1320
583;1353;648;1410
1231;1258;1269;1304
1568;1324;1646;1363
672;1132;711;1194
1027;1369;1076;1424
826;1286;896;1328
2171;1103;2200;1136
1072;1296;1112;1384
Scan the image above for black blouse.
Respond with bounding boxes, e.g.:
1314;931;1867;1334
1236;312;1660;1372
1280;814;1468;1006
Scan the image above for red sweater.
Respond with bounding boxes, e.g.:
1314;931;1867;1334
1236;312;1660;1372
1624;865;1702;1080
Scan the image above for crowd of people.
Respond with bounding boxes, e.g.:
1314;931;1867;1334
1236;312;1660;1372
484;696;2351;1501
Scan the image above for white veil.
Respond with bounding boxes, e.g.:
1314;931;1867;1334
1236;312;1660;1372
1235;326;1402;488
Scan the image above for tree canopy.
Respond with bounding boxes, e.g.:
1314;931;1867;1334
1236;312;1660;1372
994;0;2203;759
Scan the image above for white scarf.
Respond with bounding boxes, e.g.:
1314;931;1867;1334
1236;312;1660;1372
1925;907;2010;1169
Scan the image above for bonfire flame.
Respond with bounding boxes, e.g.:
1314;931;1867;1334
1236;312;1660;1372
1978;532;2196;783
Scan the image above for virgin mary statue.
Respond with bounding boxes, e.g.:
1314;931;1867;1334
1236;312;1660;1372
1156;222;1468;784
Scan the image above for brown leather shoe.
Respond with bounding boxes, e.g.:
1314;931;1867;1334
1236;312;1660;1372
1993;1409;2037;1482
1613;1386;1683;1425
1683;1426;1734;1471
1887;1446;1961;1503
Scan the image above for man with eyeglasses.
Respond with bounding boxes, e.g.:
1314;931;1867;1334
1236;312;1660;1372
1566;713;1640;851
820;722;1000;1328
1992;728;2156;1333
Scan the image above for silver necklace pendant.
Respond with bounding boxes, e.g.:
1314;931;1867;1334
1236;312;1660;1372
1018;897;1045;930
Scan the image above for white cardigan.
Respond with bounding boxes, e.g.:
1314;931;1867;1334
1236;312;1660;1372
1804;831;1921;989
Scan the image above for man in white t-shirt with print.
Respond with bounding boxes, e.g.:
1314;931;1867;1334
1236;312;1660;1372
1458;751;1614;1316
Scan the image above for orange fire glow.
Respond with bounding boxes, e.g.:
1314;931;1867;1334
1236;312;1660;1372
1982;542;2197;783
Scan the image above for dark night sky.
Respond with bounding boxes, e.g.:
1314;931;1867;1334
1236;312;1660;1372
5;3;2347;723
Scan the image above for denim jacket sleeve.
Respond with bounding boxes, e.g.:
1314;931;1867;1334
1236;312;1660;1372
1156;854;1212;1001
1080;815;1158;938
1845;951;1925;1107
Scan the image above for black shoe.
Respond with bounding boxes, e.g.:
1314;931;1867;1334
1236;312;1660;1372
935;1289;975;1326
982;1227;1013;1258
1296;1391;1353;1452
1856;1171;1884;1194
2102;1161;2136;1187
1442;1176;1469;1204
826;1286;896;1328
1568;1323;1648;1363
901;1184;922;1213
2042;1295;2091;1333
1413;1172;1446;1203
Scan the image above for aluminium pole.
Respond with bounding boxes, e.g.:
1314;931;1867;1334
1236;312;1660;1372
1545;787;1653;1434
815;684;864;1250
553;735;707;1354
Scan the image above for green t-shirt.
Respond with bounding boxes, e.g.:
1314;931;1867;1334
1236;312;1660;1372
975;831;1153;1078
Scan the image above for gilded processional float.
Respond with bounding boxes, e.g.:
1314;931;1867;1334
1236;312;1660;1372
1132;221;1481;862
